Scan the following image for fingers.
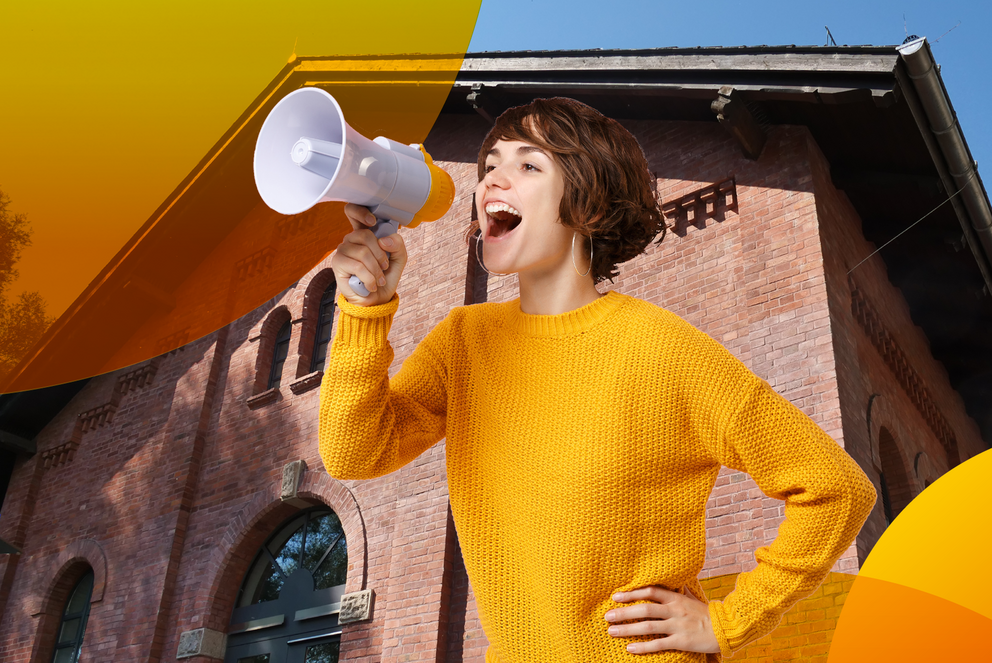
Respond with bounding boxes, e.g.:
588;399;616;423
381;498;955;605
606;617;673;638
604;586;720;656
605;587;680;623
624;637;686;655
343;203;377;231
605;601;672;624
336;236;388;284
613;587;679;604
332;228;408;306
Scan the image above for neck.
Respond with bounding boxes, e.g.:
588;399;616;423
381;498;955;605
517;267;602;315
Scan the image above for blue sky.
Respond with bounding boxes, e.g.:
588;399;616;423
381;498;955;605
467;0;991;178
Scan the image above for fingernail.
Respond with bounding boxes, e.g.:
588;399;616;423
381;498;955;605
612;593;625;601
608;626;620;636
626;644;637;653
381;260;390;271
377;276;386;287
380;237;394;248
366;214;376;225
604;611;616;621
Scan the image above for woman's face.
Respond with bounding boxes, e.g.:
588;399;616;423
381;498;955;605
475;138;573;279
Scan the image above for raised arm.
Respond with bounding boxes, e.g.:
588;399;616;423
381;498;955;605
317;295;448;480
317;203;448;480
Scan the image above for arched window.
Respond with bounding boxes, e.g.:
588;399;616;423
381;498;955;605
309;282;337;374
225;508;348;663
51;569;94;663
267;321;292;390
878;426;913;526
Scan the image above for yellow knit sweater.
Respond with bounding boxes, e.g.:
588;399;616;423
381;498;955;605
318;291;876;663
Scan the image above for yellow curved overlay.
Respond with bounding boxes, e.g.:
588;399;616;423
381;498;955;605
828;449;992;660
1;1;482;392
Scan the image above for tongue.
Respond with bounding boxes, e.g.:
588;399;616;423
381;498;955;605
492;213;520;237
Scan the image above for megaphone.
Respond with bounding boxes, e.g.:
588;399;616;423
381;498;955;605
253;87;455;296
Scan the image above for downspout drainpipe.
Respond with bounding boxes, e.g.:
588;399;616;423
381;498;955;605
896;37;992;295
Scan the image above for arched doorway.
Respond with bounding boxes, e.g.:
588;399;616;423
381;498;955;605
224;507;348;663
878;426;913;525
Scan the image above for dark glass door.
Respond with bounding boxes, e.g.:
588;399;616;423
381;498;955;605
224;508;347;663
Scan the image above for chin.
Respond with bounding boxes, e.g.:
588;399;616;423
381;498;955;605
479;248;516;276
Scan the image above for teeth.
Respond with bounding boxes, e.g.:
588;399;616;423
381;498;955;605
485;202;521;218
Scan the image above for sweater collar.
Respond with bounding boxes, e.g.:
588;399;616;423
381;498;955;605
504;290;628;338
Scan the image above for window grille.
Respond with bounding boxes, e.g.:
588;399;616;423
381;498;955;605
226;508;347;663
310;283;337;374
51;570;94;663
268;321;292;390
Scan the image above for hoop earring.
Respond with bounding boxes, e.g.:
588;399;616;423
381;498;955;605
474;233;494;276
572;232;593;278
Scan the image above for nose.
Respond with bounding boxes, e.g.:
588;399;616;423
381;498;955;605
484;163;510;189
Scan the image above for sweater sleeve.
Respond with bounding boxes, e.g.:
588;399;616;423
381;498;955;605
318;294;448;480
705;380;876;658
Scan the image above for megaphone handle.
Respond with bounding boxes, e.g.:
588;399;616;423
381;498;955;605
348;218;400;297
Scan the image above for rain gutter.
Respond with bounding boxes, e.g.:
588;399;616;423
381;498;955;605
896;37;992;295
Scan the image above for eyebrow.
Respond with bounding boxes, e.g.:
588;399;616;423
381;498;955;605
486;145;548;159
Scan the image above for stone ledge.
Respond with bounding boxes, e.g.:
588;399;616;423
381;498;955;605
289;371;323;395
177;628;226;660
246;388;279;410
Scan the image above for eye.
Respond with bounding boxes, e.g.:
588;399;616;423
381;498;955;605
484;164;496;173
523;163;540;172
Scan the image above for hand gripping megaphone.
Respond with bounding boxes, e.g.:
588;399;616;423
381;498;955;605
253;88;455;296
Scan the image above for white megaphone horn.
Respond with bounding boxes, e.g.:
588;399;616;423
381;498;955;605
253;87;455;296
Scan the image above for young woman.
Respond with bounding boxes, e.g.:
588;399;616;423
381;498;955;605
320;98;876;663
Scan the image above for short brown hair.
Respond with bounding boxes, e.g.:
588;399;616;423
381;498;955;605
474;97;666;283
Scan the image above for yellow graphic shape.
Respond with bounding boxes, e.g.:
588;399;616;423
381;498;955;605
827;576;990;661
828;448;992;661
1;1;482;392
703;572;854;663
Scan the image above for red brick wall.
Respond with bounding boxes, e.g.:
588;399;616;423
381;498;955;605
0;330;227;662
3;111;979;663
807;134;986;561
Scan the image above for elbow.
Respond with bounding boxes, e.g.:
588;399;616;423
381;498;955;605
855;468;878;521
838;459;877;529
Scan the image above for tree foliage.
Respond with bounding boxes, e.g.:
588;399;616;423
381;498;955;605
0;190;31;296
0;188;54;384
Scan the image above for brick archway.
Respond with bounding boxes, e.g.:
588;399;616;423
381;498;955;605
26;539;107;663
249;305;293;396
294;268;337;379
296;470;367;592
867;393;915;521
914;451;939;488
866;392;895;472
28;538;107;617
201;470;367;632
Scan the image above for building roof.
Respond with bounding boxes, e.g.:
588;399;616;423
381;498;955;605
1;42;989;449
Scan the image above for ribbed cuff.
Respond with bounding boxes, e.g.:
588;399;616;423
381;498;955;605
335;293;399;348
708;601;735;659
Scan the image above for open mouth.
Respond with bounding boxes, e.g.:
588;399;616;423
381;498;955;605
485;202;522;239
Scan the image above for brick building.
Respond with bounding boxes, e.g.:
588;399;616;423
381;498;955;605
1;41;990;663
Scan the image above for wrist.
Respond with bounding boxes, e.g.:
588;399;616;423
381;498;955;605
336;293;399;317
707;601;734;659
334;293;399;348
